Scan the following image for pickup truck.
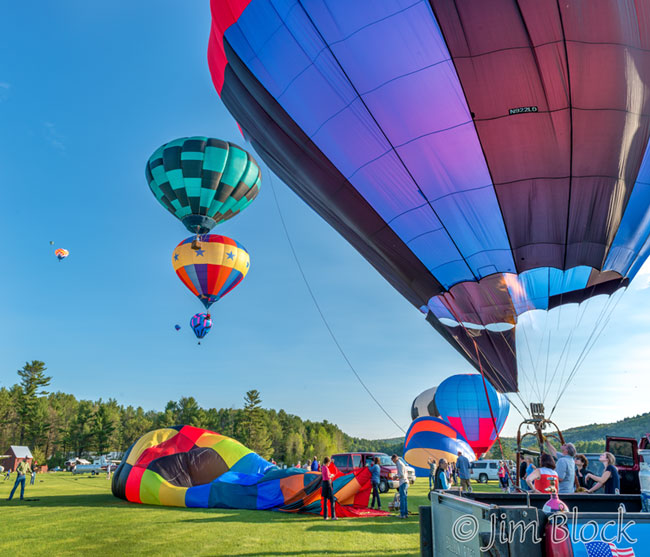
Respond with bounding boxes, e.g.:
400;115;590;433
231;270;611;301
606;434;649;494
421;490;649;556
331;452;415;492
420;434;650;556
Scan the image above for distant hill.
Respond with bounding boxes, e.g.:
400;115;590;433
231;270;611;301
561;411;650;443
351;412;650;456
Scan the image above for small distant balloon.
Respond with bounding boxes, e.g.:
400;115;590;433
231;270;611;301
174;324;181;331
190;313;212;342
49;241;54;245
55;248;69;261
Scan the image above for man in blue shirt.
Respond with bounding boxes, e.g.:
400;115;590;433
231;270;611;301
311;457;319;472
369;457;381;509
456;450;471;493
545;440;576;494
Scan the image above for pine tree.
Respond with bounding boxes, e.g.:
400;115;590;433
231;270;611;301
242;390;273;459
92;402;117;455
17;361;51;444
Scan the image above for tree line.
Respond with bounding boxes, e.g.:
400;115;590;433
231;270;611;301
0;361;395;468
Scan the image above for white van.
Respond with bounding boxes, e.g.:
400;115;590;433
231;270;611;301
470;459;514;483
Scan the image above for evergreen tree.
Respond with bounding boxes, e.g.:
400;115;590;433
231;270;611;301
93;402;117;454
242;390;273;459
16;361;51;444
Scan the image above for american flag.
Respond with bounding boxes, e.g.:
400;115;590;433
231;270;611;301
585;541;636;557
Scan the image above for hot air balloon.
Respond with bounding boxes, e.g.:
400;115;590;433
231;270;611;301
434;374;510;459
174;324;181;331
403;417;475;477
146;137;261;235
54;248;69;261
209;1;650;420
190;313;212;341
410;387;439;421
112;425;384;516
172;234;249;309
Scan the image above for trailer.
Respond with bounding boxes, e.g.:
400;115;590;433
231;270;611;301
421;490;649;556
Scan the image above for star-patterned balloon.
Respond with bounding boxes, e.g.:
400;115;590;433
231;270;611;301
172;234;250;309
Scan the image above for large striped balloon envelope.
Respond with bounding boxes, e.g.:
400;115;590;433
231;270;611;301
172;235;250;310
146;137;261;234
403;417;475;477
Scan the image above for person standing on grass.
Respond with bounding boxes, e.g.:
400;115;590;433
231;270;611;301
434;459;450;490
427;457;436;491
369;456;381;509
392;454;409;519
30;468;36;485
456;450;471;493
8;459;32;501
4;468;11;481
321;457;337;520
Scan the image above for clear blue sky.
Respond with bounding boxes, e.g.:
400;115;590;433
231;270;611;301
1;1;647;440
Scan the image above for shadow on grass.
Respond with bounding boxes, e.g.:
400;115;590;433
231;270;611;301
0;493;125;508
180;512;419;531
230;548;414;557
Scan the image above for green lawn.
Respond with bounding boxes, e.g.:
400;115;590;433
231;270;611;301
0;473;499;556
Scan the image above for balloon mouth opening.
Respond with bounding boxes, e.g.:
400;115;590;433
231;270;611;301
182;215;216;235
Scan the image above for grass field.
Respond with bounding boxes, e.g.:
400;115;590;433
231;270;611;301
0;473;499;556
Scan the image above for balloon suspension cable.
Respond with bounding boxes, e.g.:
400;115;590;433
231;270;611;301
265;166;406;434
444;293;507;461
473;338;507;461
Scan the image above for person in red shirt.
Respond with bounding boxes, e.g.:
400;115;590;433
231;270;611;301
526;454;559;493
321;457;337;520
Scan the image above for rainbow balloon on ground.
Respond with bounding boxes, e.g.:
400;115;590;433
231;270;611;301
112;426;385;517
403;417;475;477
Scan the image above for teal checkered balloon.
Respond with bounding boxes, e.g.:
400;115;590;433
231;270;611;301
146;137;261;234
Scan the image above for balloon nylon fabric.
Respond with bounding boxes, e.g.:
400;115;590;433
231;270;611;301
403;417;475;477
146;137;261;234
435;374;509;459
172;234;250;309
112;425;388;516
208;0;650;396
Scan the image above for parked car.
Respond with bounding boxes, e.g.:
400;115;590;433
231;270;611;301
49;466;62;472
470;459;515;483
72;464;103;475
605;434;649;494
330;452;415;492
